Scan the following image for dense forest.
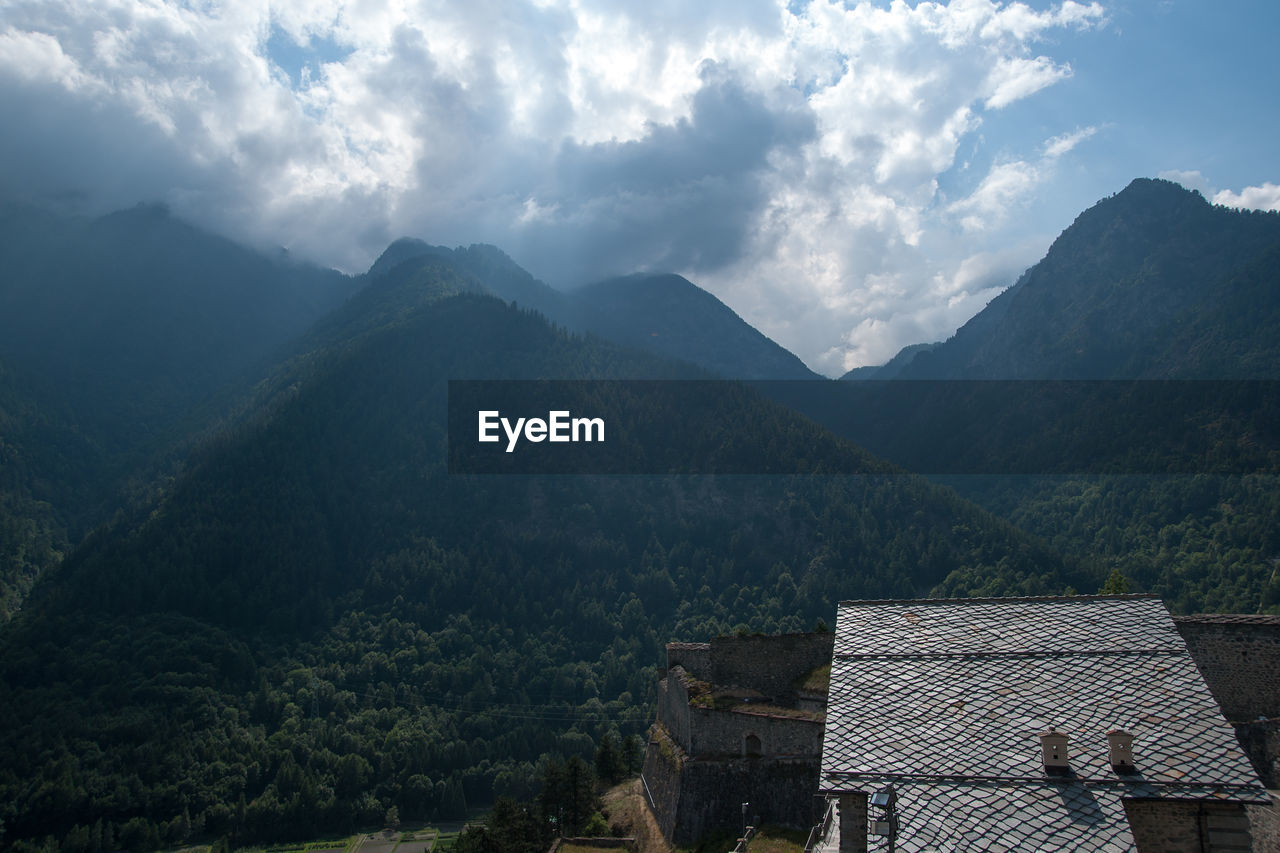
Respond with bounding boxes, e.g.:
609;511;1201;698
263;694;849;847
1;180;1279;851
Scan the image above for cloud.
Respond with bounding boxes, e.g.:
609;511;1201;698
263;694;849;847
1157;169;1211;196
1044;126;1098;158
984;55;1071;109
948;159;1043;231
941;125;1098;232
1213;182;1280;212
0;0;1112;375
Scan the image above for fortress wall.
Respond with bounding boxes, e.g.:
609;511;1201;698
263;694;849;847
666;642;712;680
708;632;834;701
687;705;824;759
662;757;823;845
660;667;694;753
1247;797;1280;853
1233;717;1280;789
1175;615;1280;721
641;724;684;841
1124;800;1254;853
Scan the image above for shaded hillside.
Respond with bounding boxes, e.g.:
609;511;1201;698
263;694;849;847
0;358;79;621
366;238;567;318
901;178;1280;379
0;200;356;527
840;342;940;380
566;273;818;380
365;239;817;379
0;274;1078;849
0;201;355;432
0;201;360;620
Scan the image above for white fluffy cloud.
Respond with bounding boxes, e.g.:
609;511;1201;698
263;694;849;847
1159;172;1280;213
1214;182;1280;212
0;0;1112;374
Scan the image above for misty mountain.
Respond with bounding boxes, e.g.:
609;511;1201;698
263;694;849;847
898;178;1280;379
0;200;361;621
367;238;567;318
0;201;356;419
840;341;941;380
0;200;357;518
366;239;818;380
3;178;1278;850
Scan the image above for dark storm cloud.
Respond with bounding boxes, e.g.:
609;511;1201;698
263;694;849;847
505;65;815;285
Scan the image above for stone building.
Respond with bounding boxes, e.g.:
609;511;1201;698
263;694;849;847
641;632;833;844
1175;613;1280;850
810;595;1273;853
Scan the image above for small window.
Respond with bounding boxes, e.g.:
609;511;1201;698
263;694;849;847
744;734;762;758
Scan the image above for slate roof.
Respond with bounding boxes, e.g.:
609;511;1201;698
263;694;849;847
817;595;1269;852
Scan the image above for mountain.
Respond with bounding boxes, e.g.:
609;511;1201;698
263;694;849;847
833;179;1280;615
367;239;566;318
566;273;819;380
0;200;360;620
899;178;1280;379
0;201;356;517
5;179;1277;850
0;261;1079;848
0;202;356;421
840;341;940;380
365;240;819;379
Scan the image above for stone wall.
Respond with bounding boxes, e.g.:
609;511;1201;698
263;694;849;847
640;722;822;846
708;632;834;702
1246;797;1280;853
1123;799;1255;852
656;664;823;758
641;724;684;842
666;642;711;680
1175;615;1280;721
1233;717;1280;788
686;706;824;759
837;793;868;853
647;634;831;846
1176;614;1280;805
660;667;695;753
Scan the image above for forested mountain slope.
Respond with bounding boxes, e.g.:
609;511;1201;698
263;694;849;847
0;200;357;619
829;179;1280;613
364;239;818;379
0;267;1078;849
899;178;1280;379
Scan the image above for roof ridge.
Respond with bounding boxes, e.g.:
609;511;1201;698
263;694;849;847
837;594;1161;606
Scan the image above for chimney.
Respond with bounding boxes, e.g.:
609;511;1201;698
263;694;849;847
1039;730;1070;774
1107;729;1135;772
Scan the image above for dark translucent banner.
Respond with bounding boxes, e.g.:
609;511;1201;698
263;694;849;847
447;380;1280;475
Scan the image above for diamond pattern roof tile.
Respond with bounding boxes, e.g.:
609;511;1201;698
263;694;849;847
821;596;1269;850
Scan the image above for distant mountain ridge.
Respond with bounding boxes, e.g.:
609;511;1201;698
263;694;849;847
366;239;819;380
840;341;941;380
894;178;1280;379
566;273;818;380
0;200;358;618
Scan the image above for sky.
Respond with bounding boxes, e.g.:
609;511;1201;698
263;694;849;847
1;1;1277;376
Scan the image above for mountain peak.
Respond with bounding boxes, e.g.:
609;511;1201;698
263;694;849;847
898;177;1280;379
368;237;441;278
570;272;818;380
